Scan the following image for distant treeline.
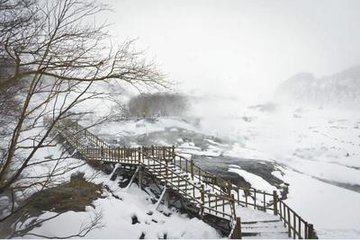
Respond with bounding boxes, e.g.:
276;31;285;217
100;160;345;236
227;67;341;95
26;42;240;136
126;93;188;118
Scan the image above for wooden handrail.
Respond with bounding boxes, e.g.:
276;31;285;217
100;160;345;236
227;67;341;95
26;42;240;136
51;118;317;239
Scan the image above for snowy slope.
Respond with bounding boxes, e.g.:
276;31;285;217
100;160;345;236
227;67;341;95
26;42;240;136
10;142;220;239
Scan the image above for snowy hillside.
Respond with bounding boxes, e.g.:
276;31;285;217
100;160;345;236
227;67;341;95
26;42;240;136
0;143;219;238
275;66;360;107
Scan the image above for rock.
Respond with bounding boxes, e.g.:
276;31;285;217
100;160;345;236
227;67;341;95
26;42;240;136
131;215;140;225
102;163;114;175
70;171;85;181
162;212;171;217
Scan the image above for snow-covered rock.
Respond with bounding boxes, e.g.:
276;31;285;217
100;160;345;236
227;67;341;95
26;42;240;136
275;66;360;108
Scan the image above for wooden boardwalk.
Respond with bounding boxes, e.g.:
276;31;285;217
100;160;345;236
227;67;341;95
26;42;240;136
51;118;317;239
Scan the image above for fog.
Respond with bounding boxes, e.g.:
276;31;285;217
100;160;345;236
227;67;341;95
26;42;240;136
100;0;360;104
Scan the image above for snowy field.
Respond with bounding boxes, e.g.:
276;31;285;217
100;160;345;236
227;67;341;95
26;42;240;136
89;96;360;238
196;102;360;238
19;92;356;238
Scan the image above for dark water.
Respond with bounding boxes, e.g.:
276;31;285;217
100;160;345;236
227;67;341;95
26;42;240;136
103;121;288;193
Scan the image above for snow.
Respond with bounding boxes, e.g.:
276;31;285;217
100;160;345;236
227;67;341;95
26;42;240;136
95;118;198;137
80;101;360;238
26;185;220;239
225;143;275;162
13;140;220;239
178;142;221;157
228;165;276;193
281;168;360;236
7;90;360;238
196;103;360;238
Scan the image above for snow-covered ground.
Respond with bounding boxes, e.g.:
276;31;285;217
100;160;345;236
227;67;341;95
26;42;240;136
196;102;360;238
24;175;220;239
19;90;358;238
11;143;220;239
89;97;360;238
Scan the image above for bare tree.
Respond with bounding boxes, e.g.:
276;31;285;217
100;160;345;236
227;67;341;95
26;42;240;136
0;0;165;236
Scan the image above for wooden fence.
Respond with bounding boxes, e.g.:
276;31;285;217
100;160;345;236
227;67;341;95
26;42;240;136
51;118;316;239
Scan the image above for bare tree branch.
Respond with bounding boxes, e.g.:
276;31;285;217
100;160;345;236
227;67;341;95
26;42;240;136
0;0;166;237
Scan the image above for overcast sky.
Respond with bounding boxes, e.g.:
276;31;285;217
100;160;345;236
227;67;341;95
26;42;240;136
100;0;360;102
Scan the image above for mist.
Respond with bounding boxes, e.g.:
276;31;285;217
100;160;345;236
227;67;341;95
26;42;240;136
101;0;360;104
2;0;360;238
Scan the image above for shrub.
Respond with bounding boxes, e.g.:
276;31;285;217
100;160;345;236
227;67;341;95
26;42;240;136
127;93;188;118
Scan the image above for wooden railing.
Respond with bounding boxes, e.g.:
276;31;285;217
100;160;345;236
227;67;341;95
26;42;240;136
51;118;316;239
277;199;316;239
232;186;275;212
56;119;109;149
142;152;235;220
52;119;240;237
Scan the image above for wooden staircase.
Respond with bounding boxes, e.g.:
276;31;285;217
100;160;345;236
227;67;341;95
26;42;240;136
49;118;317;239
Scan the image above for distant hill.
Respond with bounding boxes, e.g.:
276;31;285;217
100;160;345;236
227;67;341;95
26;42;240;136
275;66;360;107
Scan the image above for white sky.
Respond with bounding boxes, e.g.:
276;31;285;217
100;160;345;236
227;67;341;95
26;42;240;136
99;0;360;103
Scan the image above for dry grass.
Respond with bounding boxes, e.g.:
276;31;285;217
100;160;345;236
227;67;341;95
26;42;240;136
28;178;102;212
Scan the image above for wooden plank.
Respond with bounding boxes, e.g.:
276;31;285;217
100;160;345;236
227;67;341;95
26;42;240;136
288;207;291;237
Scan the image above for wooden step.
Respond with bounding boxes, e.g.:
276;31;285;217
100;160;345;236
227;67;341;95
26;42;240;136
175;184;193;191
242;219;282;225
171;177;190;183
203;198;231;205
157;175;181;180
147;168;180;174
147;165;175;169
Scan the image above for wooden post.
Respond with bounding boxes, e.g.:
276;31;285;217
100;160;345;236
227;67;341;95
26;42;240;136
308;224;315;239
151;145;154;156
232;217;242;239
287;208;291;237
293;213;296;239
227;181;232;196
190;160;194;180
201;184;205;203
245;190;248;207
138;167;142;189
164;189;170;208
138;147;141;163
254;190;257;209
231;194;236;213
165;159;168;180
283;204;286;227
237;189;240;204
200;184;205;217
172;145;175;159
215;195;218;210
273;190;278;215
263;192;266;212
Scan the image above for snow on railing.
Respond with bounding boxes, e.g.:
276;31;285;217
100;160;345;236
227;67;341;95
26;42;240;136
50;118;316;239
